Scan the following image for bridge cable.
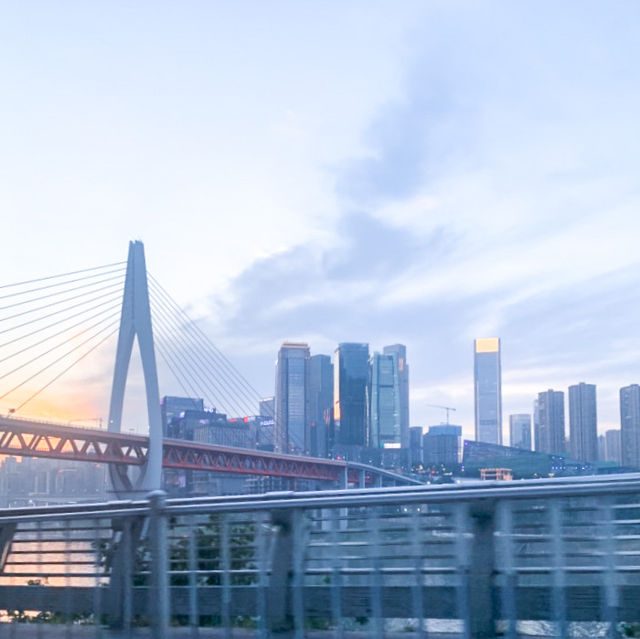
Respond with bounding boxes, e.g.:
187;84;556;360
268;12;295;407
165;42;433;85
0;289;124;338
150;300;251;416
148;274;267;408
0;303;122;364
148;277;269;415
0;319;121;402
0;297;122;349
0;266;126;301
0;311;121;382
11;327;120;414
0;261;126;291
0;272;126;312
0;279;124;324
151;309;248;416
153;337;219;413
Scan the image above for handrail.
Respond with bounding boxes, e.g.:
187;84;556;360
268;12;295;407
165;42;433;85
1;472;639;524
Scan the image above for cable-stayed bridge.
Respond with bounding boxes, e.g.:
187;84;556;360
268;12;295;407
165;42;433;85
0;241;418;497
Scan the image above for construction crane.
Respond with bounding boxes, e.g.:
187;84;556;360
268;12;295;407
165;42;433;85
426;404;456;424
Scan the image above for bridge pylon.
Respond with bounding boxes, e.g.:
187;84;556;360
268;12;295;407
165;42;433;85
107;241;163;498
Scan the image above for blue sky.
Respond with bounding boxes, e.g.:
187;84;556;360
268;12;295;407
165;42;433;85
1;1;639;440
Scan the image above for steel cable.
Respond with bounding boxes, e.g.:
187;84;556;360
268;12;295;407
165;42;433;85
150;299;250;417
0;261;126;290
148;277;266;414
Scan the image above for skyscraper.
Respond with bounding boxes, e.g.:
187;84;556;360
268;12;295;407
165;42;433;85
620;384;640;468
275;342;310;453
423;425;462;467
568;382;598;462
382;344;410;447
161;396;204;436
474;338;502;445
369;352;401;448
307;354;333;457
333;343;369;447
604;429;621;465
535;390;565;454
509;414;532;450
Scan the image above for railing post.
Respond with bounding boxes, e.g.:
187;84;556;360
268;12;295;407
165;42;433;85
468;499;497;639
108;515;142;631
267;509;294;633
148;490;169;639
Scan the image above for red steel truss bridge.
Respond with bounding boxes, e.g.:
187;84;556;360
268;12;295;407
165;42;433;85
0;415;417;486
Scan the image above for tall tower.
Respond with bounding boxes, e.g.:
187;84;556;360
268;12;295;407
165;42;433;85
620;384;640;468
535;389;565;454
108;241;163;497
569;382;598;462
333;343;369;448
473;338;502;445
369;351;401;448
382;344;410;447
274;342;310;453
307;354;333;457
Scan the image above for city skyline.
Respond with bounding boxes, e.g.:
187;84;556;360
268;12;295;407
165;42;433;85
1;2;639;440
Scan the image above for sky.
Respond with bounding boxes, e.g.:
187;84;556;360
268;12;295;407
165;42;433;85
1;1;639;441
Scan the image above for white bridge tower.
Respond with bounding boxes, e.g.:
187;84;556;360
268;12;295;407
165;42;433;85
108;241;163;497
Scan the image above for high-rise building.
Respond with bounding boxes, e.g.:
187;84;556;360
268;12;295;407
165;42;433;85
474;338;502;445
369;352;401;448
257;396;275;451
604;429;621;465
307;354;333;457
620;384;640;469
509;414;532;450
423;425;462;467
409;426;424;467
161;396;204;436
333;343;370;447
275;342;310;454
568;382;598;462
259;397;274;418
382;344;410;447
535;390;565;454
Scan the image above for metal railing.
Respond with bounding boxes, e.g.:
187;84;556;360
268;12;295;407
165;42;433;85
0;474;639;637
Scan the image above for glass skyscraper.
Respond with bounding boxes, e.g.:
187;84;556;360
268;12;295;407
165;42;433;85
382;344;410;447
620;384;640;468
535;389;565;454
509;414;532;450
568;382;598;462
369;352;401;448
307;354;333;457
333;343;369;447
473;337;502;445
275;342;310;454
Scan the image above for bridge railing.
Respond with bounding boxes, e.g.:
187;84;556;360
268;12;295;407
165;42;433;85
0;474;640;637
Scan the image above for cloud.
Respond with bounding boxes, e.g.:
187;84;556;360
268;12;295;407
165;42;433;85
194;1;640;433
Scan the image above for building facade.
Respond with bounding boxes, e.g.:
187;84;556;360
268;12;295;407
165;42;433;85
275;342;310;453
333;343;370;448
369;352;401;448
307;354;333;457
409;426;424;467
568;382;598;463
382;344;410;447
509;414;532;450
474;338;502;445
620;384;640;469
423;425;462;467
161;396;204;435
535;389;565;454
604;429;621;465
